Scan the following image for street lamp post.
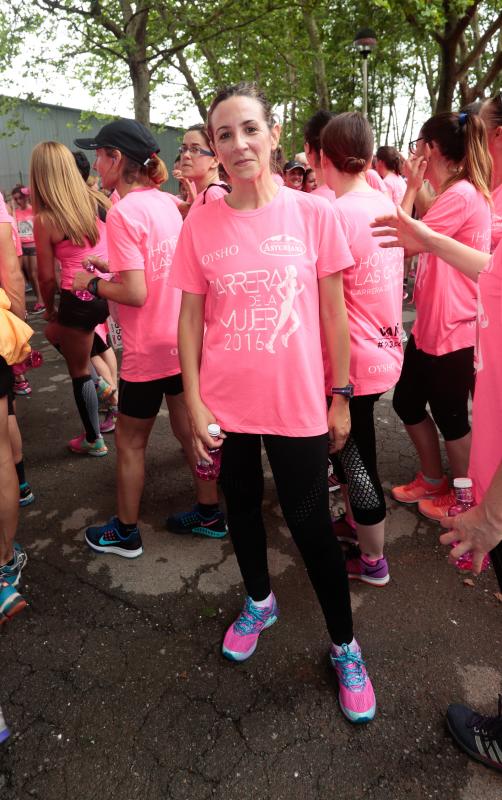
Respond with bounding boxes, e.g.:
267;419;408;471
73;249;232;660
353;28;377;118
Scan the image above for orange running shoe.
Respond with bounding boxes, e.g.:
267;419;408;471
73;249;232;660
418;490;456;521
391;472;449;504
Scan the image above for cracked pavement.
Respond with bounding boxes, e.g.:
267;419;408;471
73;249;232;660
1;313;501;800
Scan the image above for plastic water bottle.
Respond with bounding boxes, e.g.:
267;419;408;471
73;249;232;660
12;350;44;375
448;478;490;573
447;478;475;517
195;424;222;480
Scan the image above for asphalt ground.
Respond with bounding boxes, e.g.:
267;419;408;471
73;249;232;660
0;306;500;800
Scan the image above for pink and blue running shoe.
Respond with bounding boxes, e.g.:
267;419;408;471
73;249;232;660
330;641;376;724
222;594;278;662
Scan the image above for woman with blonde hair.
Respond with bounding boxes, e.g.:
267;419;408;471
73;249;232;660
32;141;110;456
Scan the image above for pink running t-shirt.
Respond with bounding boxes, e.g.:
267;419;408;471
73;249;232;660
190;182;229;211
365;169;388;195
14;206;35;244
311;184;337;205
382;172;407;206
491;183;502;253
413;180;491;356
469;242;502;502
169;187;354;436
54;218;108;291
106;187;182;382
329;190;404;395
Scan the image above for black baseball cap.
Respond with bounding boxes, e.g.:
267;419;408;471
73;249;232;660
74;119;160;166
283;159;306;173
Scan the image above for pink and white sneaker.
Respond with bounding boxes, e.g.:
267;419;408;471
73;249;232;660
330;640;376;723
100;409;118;434
68;433;108;457
222;594;278;662
346;554;390;587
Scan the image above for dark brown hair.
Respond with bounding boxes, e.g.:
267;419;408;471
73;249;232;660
207;82;275;139
421;111;492;200
376;145;402;175
186;123;214;153
481;92;502;129
321;112;373;174
303;110;335;159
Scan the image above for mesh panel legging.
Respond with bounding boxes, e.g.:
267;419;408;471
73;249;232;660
219;432;353;645
330;394;386;526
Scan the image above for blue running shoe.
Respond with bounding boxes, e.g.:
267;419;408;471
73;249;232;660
0;544;28;587
0;582;27;624
0;706;9;744
166;506;227;539
85;517;143;558
19;482;35;507
222;594;278;662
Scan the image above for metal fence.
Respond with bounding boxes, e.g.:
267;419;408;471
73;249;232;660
0;98;183;197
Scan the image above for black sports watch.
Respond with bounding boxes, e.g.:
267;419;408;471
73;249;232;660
86;277;102;297
331;384;354;398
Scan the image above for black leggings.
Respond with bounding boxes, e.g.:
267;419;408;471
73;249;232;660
393;335;474;441
330;394;386;527
219;432;353;645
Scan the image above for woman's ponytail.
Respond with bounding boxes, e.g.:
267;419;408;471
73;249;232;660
460;113;492;202
146;153;168;186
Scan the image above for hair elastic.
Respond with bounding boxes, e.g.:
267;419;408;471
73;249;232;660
459;111;468;127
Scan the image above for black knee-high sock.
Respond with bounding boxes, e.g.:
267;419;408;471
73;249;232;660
72;375;100;442
15;459;26;486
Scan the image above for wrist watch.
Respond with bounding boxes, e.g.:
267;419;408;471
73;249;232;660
331;384;354;398
86;277;101;297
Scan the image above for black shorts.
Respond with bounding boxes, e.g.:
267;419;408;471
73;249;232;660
21;245;36;257
118;373;183;419
90;332;111;357
392;334;474;441
58;289;109;332
0;356;13;400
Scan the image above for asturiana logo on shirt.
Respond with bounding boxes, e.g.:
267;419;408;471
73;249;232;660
260;235;306;257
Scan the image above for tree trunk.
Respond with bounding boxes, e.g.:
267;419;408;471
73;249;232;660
176;51;208;122
301;6;329;108
130;58;151;125
435;37;458;112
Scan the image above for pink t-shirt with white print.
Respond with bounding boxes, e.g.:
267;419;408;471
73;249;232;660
329;190;404;395
491;183;502;253
106;187;182;382
311;184;337;205
169;187;354;436
469;242;502;502
382;172;407;206
54;218;108;290
14;206;35;244
413;180;491;356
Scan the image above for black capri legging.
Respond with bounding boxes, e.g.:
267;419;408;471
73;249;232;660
330;394;386;527
219;432;353;646
392;334;474;442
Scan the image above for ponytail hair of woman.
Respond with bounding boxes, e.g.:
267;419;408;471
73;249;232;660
421;111;492;201
111;150;168;187
375;145;402;175
321;112;374;174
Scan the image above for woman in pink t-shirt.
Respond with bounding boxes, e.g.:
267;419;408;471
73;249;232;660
72;118;226;557
11;185;45;313
171;83;376;724
320;112;404;588
479;94;502;252
31;142;110;456
178;124;230;215
303;109;337;206
375;146;407;206
391;111;492;521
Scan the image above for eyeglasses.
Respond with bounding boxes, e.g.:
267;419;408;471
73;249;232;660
178;144;214;157
408;137;425;154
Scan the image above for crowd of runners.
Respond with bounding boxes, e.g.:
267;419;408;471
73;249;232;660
0;82;501;769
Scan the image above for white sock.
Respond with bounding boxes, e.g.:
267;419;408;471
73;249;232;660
251;592;272;608
332;637;358;656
